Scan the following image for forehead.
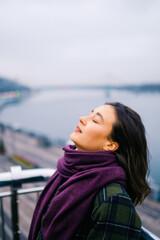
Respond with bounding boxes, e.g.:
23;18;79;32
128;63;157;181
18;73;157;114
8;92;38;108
94;105;117;125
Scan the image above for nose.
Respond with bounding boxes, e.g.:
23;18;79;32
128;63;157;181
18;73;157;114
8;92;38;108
79;116;87;125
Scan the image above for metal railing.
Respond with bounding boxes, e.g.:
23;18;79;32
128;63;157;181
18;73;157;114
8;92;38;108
0;166;160;240
141;227;160;240
0;166;55;240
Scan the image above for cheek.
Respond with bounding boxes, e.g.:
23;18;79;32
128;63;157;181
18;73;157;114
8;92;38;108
85;126;106;141
83;128;107;151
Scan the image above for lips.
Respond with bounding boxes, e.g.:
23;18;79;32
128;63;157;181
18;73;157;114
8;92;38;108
75;125;82;133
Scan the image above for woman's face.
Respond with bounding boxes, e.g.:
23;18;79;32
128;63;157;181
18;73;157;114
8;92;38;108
70;104;117;151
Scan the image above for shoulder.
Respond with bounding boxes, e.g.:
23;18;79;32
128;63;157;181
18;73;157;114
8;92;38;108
88;183;142;239
92;183;134;217
92;183;140;219
94;183;130;206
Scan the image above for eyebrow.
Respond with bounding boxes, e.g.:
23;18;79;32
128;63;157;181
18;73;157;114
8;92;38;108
92;110;104;122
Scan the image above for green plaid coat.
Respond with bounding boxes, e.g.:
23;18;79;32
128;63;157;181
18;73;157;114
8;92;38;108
74;183;141;240
36;183;141;240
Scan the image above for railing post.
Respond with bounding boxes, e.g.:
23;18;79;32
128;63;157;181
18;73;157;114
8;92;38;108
10;166;22;240
0;198;6;240
11;187;20;240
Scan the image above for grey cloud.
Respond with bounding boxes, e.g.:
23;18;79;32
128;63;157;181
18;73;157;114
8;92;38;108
0;0;160;86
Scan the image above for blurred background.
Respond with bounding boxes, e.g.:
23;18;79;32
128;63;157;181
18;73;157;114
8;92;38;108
1;0;160;182
0;0;160;238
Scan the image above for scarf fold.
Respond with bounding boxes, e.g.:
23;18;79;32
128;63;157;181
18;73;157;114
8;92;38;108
28;145;127;240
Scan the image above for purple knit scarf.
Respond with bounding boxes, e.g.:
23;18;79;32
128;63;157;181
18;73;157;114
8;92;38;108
28;145;127;240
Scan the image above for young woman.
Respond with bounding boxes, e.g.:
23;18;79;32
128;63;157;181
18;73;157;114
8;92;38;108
28;102;151;240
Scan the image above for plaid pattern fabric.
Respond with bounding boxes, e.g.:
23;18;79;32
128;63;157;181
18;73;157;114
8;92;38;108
75;183;141;240
35;184;141;240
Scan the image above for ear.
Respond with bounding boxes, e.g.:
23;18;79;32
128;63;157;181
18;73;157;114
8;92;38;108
103;141;119;151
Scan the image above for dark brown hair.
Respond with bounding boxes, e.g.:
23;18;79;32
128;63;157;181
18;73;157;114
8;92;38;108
106;102;151;205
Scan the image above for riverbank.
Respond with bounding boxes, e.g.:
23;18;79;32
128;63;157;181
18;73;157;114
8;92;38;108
0;128;160;237
0;89;34;111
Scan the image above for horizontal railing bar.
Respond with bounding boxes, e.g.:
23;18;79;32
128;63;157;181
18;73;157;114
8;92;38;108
0;186;44;198
16;186;44;195
142;227;160;240
0;191;12;198
0;166;55;187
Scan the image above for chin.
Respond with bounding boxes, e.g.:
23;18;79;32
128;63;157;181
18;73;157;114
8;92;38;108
70;132;80;147
70;132;76;143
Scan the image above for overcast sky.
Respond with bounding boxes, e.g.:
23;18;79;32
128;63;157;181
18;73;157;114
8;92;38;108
0;0;160;87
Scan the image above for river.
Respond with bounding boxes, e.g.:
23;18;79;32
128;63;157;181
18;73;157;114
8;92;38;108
0;88;160;184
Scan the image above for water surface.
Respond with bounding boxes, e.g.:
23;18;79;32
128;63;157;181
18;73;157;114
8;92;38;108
0;89;160;184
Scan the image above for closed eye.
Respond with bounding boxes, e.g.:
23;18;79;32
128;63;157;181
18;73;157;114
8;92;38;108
91;109;104;123
92;119;98;123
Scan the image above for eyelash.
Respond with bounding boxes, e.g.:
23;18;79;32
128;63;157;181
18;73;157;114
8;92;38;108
92;119;97;123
